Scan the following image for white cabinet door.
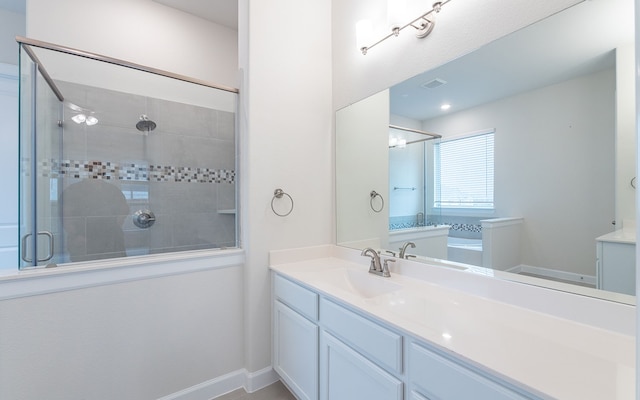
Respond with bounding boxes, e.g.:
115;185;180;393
273;301;318;400
320;332;403;400
597;241;635;295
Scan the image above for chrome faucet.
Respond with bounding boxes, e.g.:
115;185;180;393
399;241;416;259
361;247;393;277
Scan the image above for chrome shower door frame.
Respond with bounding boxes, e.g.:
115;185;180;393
18;43;64;268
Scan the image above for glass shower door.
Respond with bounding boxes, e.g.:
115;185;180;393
18;44;64;268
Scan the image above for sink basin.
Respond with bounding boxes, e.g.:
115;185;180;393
312;268;403;298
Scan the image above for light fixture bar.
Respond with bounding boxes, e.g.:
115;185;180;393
360;0;450;55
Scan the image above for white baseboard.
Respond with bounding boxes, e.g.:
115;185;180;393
244;366;280;393
506;264;596;286
159;367;280;400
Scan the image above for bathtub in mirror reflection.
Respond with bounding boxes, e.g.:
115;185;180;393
336;0;636;302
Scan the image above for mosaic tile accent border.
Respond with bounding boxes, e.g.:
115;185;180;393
389;221;438;230
389;216;482;233
35;159;235;184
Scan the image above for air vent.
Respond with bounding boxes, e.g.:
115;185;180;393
421;78;447;89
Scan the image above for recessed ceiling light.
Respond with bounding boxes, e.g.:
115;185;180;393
441;103;451;110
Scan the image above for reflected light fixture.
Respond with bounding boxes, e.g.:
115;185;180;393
358;0;449;55
71;113;99;126
71;113;86;124
85;115;99;126
67;101;99;126
389;136;408;149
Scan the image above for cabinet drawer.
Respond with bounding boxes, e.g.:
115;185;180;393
274;274;318;321
320;298;402;374
409;342;530;400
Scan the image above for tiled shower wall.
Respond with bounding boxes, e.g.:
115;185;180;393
56;81;236;262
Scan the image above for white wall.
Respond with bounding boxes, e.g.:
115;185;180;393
389;114;424;221
336;90;389;248
26;0;238;88
616;44;636;226
239;0;333;375
0;7;24;271
0;265;244;399
0;64;18;271
422;69;615;276
0;8;24;65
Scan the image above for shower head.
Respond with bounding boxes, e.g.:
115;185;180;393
136;114;156;132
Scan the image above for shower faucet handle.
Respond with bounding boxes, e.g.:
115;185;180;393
133;209;156;229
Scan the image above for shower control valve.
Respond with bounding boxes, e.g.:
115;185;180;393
133;209;156;229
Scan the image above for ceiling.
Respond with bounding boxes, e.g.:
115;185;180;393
152;0;237;29
390;0;633;121
0;0;237;28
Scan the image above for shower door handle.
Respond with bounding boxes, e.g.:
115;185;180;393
21;231;55;263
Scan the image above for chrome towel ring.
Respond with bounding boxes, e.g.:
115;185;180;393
370;190;384;213
272;188;294;217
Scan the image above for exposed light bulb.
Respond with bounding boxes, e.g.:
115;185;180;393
85;115;98;126
71;113;86;124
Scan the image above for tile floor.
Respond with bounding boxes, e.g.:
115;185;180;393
214;381;296;400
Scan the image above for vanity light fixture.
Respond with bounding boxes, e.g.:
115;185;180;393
358;0;449;55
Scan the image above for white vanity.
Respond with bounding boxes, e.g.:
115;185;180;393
270;245;634;400
596;229;636;296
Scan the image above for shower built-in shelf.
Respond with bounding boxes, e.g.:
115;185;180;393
218;209;236;215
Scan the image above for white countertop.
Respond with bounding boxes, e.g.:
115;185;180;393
597;229;636;245
270;246;635;400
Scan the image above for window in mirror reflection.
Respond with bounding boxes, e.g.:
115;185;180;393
434;130;494;209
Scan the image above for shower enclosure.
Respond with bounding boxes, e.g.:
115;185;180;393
18;37;238;268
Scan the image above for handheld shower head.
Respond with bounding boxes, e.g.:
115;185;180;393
136;114;156;132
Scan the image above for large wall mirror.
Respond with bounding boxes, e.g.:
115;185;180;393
336;0;636;303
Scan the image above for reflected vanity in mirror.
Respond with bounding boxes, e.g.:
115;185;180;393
336;0;635;303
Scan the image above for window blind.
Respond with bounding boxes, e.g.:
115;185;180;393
434;131;494;209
